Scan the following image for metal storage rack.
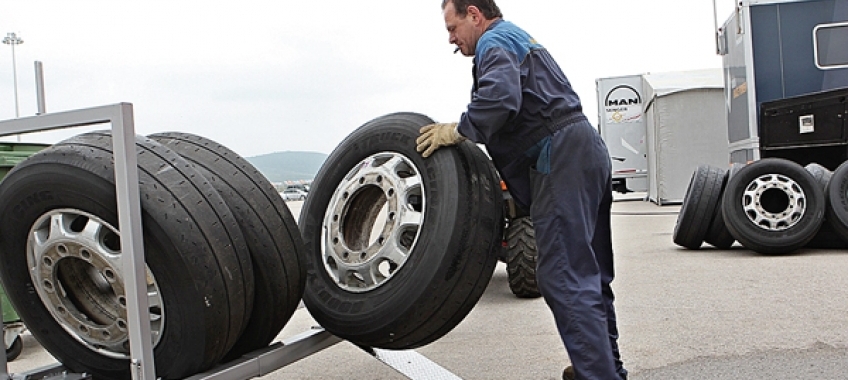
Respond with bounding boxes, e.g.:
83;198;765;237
0;103;463;380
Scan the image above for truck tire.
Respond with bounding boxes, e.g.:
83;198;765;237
149;132;306;361
505;217;541;298
721;158;824;254
825;160;848;243
805;163;833;188
674;165;725;249
704;163;744;249
0;133;252;379
299;112;503;349
804;163;847;249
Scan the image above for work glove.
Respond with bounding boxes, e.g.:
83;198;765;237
416;122;465;158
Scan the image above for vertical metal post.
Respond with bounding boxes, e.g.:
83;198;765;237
35;61;46;115
2;32;23;142
6;34;21;118
111;104;155;380
713;0;721;54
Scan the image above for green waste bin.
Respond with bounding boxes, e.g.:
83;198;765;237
0;142;49;361
0;142;51;324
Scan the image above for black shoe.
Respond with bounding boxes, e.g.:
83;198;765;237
562;366;576;380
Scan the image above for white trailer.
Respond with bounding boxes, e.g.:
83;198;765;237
597;70;730;203
596;74;650;194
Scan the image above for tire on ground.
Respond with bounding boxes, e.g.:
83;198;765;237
299;112;503;349
804;163;847;249
705;163;745;249
721;158;824;254
673;165;725;249
0;132;253;379
825;160;848;243
149;132;306;361
506;216;541;298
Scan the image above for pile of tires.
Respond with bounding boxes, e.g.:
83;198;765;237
298;112;504;349
674;157;848;254
0;113;507;377
0;132;305;379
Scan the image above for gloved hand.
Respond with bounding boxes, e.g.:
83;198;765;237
416;122;465;158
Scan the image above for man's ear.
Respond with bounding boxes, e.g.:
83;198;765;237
466;5;482;23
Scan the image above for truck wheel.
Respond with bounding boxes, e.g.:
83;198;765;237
705;163;744;249
505;217;540;298
299;112;503;349
149;132;306;361
825;160;848;242
722;158;824;254
674;165;725;249
6;336;22;362
0;133;252;379
804;163;847;249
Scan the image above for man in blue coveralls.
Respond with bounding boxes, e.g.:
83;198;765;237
415;1;627;379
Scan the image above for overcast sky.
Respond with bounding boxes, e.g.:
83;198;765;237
0;1;736;157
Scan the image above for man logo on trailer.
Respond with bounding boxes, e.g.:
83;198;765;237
605;85;643;124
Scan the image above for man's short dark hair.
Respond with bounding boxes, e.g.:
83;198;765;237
442;0;503;19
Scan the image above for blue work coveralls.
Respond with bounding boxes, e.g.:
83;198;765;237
456;19;627;380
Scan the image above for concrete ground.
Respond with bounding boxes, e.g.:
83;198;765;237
7;195;848;379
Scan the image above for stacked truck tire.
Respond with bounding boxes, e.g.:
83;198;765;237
0;112;504;379
674;158;848;254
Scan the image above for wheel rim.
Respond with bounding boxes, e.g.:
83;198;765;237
321;152;425;293
741;173;807;231
27;209;164;358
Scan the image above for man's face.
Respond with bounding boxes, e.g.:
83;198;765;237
443;2;480;57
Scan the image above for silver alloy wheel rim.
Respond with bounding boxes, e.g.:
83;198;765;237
741;173;806;231
27;209;164;358
321;152;425;293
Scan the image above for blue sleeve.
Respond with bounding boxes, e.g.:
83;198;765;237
457;47;522;144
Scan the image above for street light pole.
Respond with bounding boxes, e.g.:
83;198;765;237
2;32;24;118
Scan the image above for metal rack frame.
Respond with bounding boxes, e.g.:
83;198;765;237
0;104;463;380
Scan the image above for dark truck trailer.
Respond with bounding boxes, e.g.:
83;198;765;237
719;0;848;165
759;87;847;169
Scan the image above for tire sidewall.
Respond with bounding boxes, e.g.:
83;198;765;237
300;113;468;337
826;160;848;239
722;158;824;253
0;162;206;378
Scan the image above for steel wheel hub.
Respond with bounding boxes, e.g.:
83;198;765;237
741;173;806;231
27;209;163;358
321;152;425;292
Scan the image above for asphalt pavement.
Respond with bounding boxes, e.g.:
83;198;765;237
7;194;848;379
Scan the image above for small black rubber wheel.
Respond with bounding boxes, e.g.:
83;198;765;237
721;158;824;254
505;216;541;298
0;132;253;379
6;335;22;362
674;165;725;249
299;112;503;349
705;163;745;249
149;132;306;361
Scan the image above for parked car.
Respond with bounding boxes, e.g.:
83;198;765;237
281;188;307;202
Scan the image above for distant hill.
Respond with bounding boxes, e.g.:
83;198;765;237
246;151;328;183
